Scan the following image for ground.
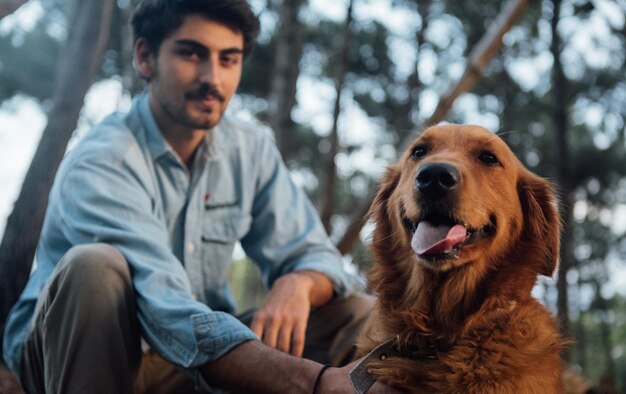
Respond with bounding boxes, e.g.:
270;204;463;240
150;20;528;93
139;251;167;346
0;369;23;394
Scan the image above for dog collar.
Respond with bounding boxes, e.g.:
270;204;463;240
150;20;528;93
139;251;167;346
348;335;438;393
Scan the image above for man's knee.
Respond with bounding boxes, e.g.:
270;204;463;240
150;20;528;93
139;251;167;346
314;293;374;323
55;243;131;294
338;293;374;319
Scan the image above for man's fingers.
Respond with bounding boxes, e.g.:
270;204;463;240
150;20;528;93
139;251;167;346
277;324;293;354
251;312;308;357
255;312;280;348
291;320;306;357
250;314;264;340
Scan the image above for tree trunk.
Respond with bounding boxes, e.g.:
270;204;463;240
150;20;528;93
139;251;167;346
550;0;573;360
336;0;530;254
319;0;354;234
0;0;27;20
337;0;431;254
0;0;115;343
574;278;587;373
592;279;616;381
269;0;305;161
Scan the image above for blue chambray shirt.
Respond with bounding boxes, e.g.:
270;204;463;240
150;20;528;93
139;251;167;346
3;93;356;378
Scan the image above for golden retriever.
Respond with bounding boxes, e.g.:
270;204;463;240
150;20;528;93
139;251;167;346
355;124;565;393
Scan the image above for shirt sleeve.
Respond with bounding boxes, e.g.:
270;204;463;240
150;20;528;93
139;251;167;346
58;154;257;368
239;134;359;296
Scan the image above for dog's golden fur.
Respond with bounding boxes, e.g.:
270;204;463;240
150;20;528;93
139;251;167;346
358;124;565;393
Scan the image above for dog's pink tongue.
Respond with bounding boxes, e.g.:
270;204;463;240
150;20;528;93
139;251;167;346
411;222;467;255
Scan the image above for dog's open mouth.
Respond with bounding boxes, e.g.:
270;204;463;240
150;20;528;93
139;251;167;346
403;213;494;260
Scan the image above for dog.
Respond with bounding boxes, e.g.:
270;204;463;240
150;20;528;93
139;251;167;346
356;124;565;393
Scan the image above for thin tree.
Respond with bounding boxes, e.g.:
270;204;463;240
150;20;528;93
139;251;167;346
269;0;305;160
337;0;432;255
549;0;574;358
591;278;616;382
337;0;531;254
0;0;115;342
319;0;354;234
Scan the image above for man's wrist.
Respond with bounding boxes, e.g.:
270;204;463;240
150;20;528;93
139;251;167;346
313;364;332;394
284;270;334;307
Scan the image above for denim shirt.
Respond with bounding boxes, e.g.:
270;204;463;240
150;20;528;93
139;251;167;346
3;93;356;378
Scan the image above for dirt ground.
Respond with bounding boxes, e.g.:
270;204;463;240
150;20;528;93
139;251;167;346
0;370;23;394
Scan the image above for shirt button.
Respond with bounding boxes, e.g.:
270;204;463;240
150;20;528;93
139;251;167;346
186;242;196;254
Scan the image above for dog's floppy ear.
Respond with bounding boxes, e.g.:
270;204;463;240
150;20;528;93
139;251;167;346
518;171;562;277
369;165;401;220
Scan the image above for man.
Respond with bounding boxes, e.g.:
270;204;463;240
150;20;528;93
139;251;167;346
3;0;396;393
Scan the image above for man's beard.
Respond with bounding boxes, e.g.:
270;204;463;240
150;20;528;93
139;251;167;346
159;84;226;130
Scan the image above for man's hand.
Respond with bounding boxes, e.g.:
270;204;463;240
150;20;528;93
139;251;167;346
251;270;333;357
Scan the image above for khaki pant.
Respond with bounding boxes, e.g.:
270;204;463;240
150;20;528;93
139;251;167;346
20;244;372;393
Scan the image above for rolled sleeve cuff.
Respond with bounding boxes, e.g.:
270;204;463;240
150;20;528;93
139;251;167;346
188;312;258;393
190;311;258;362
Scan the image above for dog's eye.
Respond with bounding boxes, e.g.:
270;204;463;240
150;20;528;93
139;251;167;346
411;146;427;159
478;152;499;165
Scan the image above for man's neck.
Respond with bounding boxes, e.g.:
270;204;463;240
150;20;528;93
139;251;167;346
147;92;208;169
161;128;206;169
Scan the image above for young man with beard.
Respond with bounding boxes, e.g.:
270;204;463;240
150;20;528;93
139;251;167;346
3;1;397;393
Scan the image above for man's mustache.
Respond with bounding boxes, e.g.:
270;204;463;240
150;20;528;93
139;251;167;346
185;84;225;102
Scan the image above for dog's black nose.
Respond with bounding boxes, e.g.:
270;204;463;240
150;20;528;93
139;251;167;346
415;163;460;196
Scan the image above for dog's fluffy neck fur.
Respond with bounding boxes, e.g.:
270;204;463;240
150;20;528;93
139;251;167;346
369;239;540;348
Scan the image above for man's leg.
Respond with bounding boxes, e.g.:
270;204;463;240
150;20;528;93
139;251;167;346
134;349;197;394
303;293;374;366
20;244;142;394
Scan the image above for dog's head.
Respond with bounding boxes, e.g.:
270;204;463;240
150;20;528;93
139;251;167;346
371;124;560;277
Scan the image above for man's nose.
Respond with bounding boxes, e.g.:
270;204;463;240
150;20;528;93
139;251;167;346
199;59;221;85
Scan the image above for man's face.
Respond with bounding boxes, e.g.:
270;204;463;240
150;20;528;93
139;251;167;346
142;15;244;132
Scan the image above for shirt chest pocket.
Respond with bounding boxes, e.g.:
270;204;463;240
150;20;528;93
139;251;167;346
200;213;252;285
202;211;252;243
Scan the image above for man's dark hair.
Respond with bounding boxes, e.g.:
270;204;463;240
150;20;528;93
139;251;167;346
131;0;260;57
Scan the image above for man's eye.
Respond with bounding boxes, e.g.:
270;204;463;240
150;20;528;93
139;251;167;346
221;56;239;66
178;48;199;59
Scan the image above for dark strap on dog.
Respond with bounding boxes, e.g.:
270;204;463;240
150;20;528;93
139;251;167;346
348;335;438;394
349;337;401;394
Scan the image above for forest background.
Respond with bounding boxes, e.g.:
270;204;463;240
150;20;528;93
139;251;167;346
0;0;625;392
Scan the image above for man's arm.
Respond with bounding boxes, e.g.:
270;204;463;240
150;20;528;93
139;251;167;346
250;270;333;357
201;340;400;393
236;130;356;357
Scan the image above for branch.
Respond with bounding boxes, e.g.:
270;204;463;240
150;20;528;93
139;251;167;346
337;0;531;254
400;0;530;150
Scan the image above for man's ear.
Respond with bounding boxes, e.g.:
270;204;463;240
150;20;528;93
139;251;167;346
133;38;156;80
